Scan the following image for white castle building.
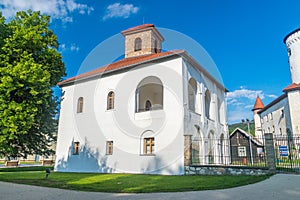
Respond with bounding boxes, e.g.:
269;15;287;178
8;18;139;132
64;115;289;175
55;24;229;175
253;28;300;139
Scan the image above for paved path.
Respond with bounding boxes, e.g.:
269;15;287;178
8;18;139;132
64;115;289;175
0;174;299;200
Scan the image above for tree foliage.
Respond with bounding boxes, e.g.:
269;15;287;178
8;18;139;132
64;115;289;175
0;10;65;159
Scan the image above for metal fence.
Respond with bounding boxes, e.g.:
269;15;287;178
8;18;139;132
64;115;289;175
191;135;267;167
191;133;300;173
274;134;300;173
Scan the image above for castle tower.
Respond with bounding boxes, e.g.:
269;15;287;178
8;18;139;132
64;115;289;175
252;96;264;139
121;24;164;58
284;28;300;84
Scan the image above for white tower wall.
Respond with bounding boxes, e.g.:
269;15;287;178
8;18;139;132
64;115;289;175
284;28;300;84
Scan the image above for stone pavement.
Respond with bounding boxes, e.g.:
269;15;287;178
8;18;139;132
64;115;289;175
0;174;299;200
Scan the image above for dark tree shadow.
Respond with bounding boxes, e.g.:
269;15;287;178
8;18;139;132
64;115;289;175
55;137;112;173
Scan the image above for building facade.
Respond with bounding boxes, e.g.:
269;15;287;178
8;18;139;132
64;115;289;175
253;28;300;141
55;24;229;175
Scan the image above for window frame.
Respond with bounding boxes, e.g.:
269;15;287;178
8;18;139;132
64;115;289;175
107;91;115;110
238;146;246;157
134;37;142;51
143;137;155;155
77;97;84;113
106;141;113;155
73;142;80;155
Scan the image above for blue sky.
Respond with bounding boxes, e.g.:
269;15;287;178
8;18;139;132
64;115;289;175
1;0;299;124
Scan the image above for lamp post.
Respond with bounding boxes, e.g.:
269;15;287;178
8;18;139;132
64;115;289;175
242;119;254;165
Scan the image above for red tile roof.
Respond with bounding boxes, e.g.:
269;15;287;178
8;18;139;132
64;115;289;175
121;24;154;34
58;50;184;86
283;83;300;92
252;96;264;111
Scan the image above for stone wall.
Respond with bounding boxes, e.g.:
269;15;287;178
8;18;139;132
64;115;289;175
185;165;270;175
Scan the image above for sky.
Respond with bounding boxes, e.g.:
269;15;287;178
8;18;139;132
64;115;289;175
1;0;299;124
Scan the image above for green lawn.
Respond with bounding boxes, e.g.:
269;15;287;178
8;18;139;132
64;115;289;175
0;167;271;193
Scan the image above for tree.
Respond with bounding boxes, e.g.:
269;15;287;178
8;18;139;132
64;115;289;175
0;10;65;159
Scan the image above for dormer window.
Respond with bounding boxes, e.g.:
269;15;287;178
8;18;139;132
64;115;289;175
134;37;142;51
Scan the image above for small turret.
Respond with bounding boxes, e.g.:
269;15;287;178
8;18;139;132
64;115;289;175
121;24;164;58
252;96;264;139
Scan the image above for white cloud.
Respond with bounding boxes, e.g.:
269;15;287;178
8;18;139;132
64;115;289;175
60;43;79;52
227;86;264;100
70;43;79;52
267;94;278;99
103;3;139;20
0;0;94;22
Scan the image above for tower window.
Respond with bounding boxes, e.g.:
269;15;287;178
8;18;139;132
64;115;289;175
154;40;158;53
134;37;142;51
288;48;291;56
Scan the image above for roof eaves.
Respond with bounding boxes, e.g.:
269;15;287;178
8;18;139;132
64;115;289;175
58;51;183;87
258;93;287;114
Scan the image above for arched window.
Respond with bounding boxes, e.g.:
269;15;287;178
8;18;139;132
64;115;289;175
107;91;115;110
77;97;84;113
205;90;211;119
217;97;222;123
136;76;163;112
188;78;197;112
208;131;215;164
134;37;142;51
140;130;155;155
154;40;158;53
145;100;152;111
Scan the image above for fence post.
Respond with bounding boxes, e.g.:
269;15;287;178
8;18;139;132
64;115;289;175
264;133;276;173
184;135;192;166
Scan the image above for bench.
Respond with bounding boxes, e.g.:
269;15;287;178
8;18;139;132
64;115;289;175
5;160;19;167
42;160;54;166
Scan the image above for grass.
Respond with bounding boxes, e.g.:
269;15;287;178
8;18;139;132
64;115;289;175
0;166;271;193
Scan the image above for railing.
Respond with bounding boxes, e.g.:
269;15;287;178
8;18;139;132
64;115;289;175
191;136;267;167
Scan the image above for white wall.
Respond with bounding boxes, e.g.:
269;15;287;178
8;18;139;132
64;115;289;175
287;90;300;135
260;97;290;136
55;57;185;175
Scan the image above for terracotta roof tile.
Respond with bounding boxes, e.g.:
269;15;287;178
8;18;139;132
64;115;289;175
252;96;264;111
121;24;154;34
283;83;300;92
58;50;183;86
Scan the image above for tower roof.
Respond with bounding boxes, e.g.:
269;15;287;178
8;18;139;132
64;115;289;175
283;27;300;43
252;96;264;111
283;83;300;92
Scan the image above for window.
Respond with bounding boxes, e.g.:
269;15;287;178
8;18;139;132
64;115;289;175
188;78;197;112
106;141;113;155
288;48;291;56
238;146;246;157
73;142;80;155
205;90;211;119
279;128;282;135
145;100;152;111
136;76;163;112
134;37;142;51
107;91;115;110
154;40;158;53
144;137;155;155
270;113;273;120
77;97;84;113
